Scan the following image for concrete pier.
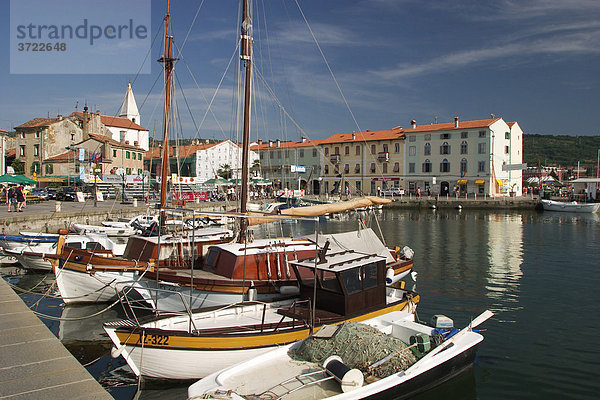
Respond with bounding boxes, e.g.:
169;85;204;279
0;278;113;399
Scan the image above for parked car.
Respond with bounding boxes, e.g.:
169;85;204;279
381;187;404;197
46;187;57;200
56;186;78;201
29;188;49;200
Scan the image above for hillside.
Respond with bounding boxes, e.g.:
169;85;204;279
524;134;600;167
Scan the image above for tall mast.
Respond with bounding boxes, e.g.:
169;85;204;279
239;0;252;242
159;0;175;212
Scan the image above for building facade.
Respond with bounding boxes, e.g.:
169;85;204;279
318;128;406;196
403;117;523;197
251;138;322;193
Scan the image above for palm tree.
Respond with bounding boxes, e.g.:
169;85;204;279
217;164;232;180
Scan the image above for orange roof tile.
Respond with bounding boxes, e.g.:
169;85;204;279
87;133;143;150
5;149;16;157
0;128;8;134
16;118;60;129
72;111;147;131
250;138;325;150
319;128;405;145
403;118;500;133
145;142;220;159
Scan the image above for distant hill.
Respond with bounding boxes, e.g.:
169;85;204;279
524;134;600;167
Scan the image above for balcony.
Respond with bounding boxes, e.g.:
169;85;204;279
377;152;389;162
329;154;340;164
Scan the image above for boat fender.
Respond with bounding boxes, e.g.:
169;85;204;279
247;282;257;301
385;268;396;285
111;345;125;358
323;355;364;393
278;285;299;296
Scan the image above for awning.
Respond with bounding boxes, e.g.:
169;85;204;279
457;179;468;185
475;179;485;185
496;179;503;186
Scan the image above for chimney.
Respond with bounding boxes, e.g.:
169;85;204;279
258;139;263;145
268;140;273;147
276;139;281;147
411;120;416;129
134;141;139;147
57;114;63;121
454;116;459;128
82;106;90;139
352;133;356;141
301;136;306;143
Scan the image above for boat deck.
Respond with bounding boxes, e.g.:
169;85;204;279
0;277;113;399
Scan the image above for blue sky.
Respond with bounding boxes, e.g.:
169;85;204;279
2;0;600;143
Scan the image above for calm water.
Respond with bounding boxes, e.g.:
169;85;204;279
2;209;600;399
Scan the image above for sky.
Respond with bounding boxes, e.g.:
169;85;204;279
2;0;600;144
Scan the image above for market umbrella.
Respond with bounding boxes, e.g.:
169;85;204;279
0;174;20;184
204;178;230;185
251;177;272;185
12;175;37;184
228;178;242;185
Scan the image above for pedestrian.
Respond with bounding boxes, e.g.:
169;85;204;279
16;185;26;212
7;185;16;212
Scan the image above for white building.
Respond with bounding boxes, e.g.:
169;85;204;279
403;117;523;197
195;139;259;183
104;82;149;151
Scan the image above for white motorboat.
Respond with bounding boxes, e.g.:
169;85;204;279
540;199;600;213
188;309;492;400
69;222;139;237
5;233;125;271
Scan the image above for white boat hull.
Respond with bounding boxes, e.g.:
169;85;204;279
541;199;600;213
54;267;137;304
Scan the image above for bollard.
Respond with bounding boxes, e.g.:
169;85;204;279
55;201;61;212
133;198;138;207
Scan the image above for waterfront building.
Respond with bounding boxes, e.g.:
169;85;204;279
318;128;406;196
251;137;323;194
403;117;523;197
43;133;144;178
145;139;258;183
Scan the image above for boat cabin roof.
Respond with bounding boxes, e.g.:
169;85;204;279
291;250;386;273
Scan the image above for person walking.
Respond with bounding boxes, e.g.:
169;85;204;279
7;185;16;212
16;185;25;212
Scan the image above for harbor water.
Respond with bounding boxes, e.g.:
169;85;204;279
2;208;599;399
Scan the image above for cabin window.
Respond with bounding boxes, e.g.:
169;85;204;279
363;263;378;289
205;248;219;268
341;268;362;294
85;242;106;251
295;265;315;287
318;270;342;293
66;243;82;249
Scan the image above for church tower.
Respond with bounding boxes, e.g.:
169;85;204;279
118;81;141;125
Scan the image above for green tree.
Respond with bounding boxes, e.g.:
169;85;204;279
217;164;232;179
12;159;24;174
251;159;261;176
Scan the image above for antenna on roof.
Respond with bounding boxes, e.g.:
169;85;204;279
75;101;79;111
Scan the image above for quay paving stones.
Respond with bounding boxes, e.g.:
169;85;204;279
0;278;113;399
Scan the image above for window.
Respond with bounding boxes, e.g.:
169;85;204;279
341;269;362;294
440;133;450;139
345;146;350;155
370;163;376;173
440;142;450;155
355;163;360;173
461;141;468;154
355;146;360;155
113;149;117;157
371;144;376;154
126;167;131;174
393;162;399;172
334;147;340;155
126;151;131;159
409;146;416;156
19;145;25;156
277;151;281;159
270;151;274;159
461;131;468;138
344;164;349;174
382;144;388;153
35;131;41;139
71;134;75;141
285;150;289;158
479;130;486;138
478;143;486;154
505;132;510;139
324;165;329;174
440;159;450;173
460;158;468;174
260;153;264;160
408;135;416;142
478;161;486;172
424;134;431;141
138;153;143;160
382;163;388;173
363;264;378;289
299;149;304;158
138;169;142;174
313;149;317;157
45;164;53;174
34;144;39;156
409;163;415;173
505;145;509;154
394;143;400;153
324;147;329;156
422;159;432;173
424;143;431;155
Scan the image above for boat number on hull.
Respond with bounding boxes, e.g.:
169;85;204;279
137;333;170;346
